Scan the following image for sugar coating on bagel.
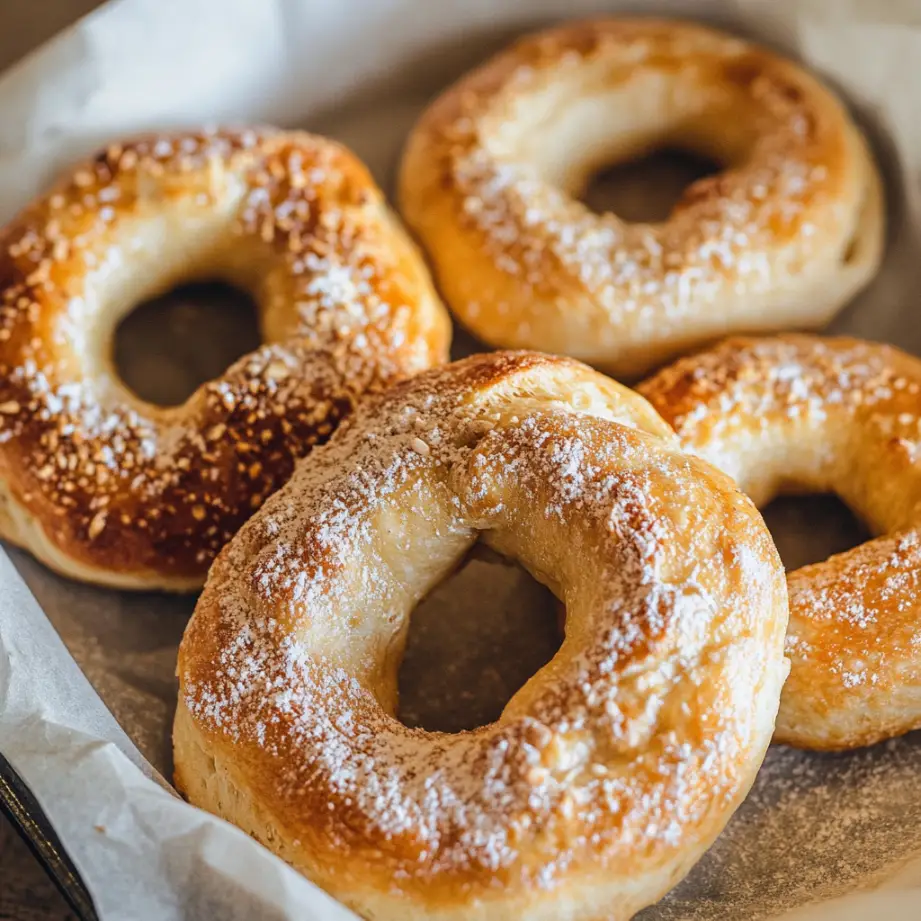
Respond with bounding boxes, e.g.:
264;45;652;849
400;18;883;377
639;335;921;750
0;128;450;590
175;351;788;921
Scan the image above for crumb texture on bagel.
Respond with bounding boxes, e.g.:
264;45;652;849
640;335;921;749
175;351;788;921
0;128;450;589
400;18;883;377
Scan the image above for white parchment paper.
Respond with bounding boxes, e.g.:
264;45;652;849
2;1;921;919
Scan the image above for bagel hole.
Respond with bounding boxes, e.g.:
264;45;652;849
397;546;562;733
578;148;721;222
113;281;261;407
761;494;871;571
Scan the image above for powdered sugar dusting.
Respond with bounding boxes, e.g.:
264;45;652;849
641;335;921;748
639;335;914;452
0;128;447;581
179;351;786;903
402;19;875;371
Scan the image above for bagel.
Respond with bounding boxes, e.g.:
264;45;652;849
0;128;450;590
174;351;788;921
640;335;921;750
399;18;883;377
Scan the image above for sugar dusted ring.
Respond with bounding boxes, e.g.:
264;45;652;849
400;18;882;377
0;128;450;589
175;350;788;921
641;334;921;750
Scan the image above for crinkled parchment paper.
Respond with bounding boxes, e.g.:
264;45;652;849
2;1;921;918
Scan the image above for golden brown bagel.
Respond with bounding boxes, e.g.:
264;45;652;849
639;335;921;750
0;128;450;591
399;18;883;377
175;351;788;921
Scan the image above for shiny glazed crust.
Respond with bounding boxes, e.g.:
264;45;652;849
640;335;921;750
0;128;450;590
175;351;788;921
399;18;883;377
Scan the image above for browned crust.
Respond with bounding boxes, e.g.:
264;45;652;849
0;128;450;588
399;18;883;377
637;334;919;434
175;350;788;919
640;334;921;750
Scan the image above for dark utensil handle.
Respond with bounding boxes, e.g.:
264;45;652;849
0;751;99;920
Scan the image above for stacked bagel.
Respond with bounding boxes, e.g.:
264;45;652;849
0;17;905;921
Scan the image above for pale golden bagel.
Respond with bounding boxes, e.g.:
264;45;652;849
399;18;883;378
0;128;450;591
640;335;921;750
174;351;788;921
